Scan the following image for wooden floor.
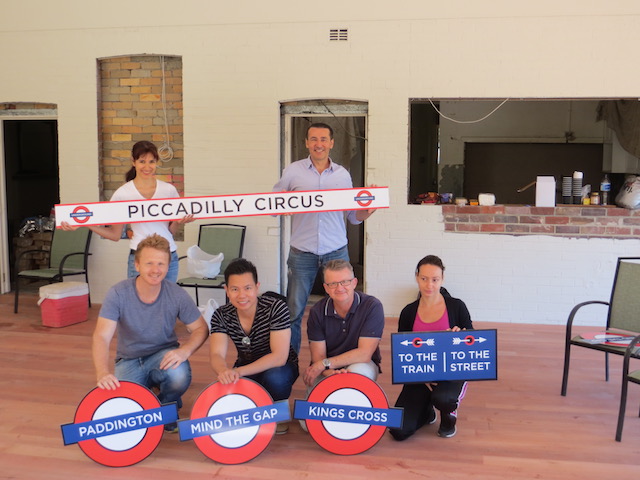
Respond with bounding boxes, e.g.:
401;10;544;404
1;291;639;479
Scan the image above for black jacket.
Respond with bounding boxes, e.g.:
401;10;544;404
398;288;473;332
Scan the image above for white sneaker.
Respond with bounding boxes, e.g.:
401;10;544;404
276;422;289;435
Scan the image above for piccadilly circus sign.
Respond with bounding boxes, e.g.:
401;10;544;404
55;187;390;227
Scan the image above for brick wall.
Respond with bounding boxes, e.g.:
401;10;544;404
13;231;53;271
442;204;640;239
98;55;183;201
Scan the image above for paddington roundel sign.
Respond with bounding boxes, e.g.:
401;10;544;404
181;378;289;464
295;373;403;455
60;381;176;467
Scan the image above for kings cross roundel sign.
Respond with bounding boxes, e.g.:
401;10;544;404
294;373;403;455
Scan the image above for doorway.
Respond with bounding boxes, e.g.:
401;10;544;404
279;101;368;294
1;119;59;292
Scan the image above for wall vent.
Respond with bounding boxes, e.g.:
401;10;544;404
329;28;348;41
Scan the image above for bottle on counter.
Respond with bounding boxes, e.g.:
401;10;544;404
600;174;611;205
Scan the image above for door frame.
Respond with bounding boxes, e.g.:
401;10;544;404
0;112;58;294
279;100;369;294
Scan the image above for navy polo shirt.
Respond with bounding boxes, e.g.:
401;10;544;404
307;292;384;367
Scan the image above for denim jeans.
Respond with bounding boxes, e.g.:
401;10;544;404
127;250;180;282
286;245;350;353
244;361;299;402
115;347;192;409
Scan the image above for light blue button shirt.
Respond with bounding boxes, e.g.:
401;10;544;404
273;157;361;255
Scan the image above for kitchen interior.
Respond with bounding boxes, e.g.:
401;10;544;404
409;99;640;208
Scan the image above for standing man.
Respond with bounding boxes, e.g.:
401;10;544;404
93;233;208;432
274;122;375;353
302;259;384;387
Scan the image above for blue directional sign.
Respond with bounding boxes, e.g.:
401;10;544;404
391;329;498;384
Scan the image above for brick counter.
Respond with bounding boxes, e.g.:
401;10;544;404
442;204;640;239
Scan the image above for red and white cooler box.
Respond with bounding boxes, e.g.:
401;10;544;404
38;281;89;327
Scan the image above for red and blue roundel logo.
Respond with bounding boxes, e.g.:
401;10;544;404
69;205;93;224
354;190;375;207
294;373;403;455
181;379;289;464
60;382;177;467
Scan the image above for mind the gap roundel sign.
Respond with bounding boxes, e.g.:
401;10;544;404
178;378;290;464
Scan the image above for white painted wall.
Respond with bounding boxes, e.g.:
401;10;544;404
2;1;640;325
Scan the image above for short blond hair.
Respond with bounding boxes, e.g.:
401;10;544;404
134;234;170;262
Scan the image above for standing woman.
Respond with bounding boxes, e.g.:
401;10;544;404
61;141;193;281
389;255;473;441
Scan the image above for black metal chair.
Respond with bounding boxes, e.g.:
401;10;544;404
615;333;640;441
561;257;640;396
14;228;92;313
177;224;246;305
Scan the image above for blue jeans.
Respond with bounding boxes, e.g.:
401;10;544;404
128;250;179;282
244;361;299;402
286;245;350;353
115;347;192;409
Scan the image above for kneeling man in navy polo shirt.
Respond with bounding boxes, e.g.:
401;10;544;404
302;259;384;387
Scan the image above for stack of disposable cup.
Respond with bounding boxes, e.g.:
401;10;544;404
572;171;583;204
562;176;572;204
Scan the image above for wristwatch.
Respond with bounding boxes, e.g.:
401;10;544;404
322;358;331;370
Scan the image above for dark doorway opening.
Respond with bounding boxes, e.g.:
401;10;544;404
290;115;366;294
3;119;60;284
409;102;440;204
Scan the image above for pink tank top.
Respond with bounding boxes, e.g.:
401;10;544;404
413;309;450;332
